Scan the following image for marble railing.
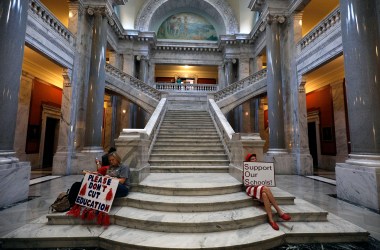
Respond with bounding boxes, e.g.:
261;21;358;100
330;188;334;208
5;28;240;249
298;7;341;51
214;69;267;102
155;83;218;92
105;64;161;101
116;98;168;184
29;0;74;45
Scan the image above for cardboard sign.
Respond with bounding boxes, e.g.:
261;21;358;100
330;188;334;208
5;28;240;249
243;161;276;187
75;173;119;213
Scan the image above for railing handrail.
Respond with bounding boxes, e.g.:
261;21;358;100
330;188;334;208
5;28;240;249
208;99;235;140
105;63;161;101
29;0;74;44
155;82;219;92
298;7;341;50
214;68;267;102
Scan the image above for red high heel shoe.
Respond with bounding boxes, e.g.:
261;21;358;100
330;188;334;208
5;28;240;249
280;213;291;221
269;221;279;230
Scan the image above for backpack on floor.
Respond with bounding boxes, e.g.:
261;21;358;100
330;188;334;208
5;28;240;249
50;190;71;213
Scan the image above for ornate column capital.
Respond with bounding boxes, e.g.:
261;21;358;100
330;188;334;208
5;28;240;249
266;14;286;25
298;76;306;93
63;69;73;87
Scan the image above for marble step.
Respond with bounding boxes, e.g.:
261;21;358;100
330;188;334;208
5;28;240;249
46;200;328;233
4;218;367;250
150;145;225;151
163;117;213;121
149;165;229;173
154;138;222;143
153;141;224;146
158;129;218;134
135;173;241;195
157;135;220;139
148;159;230;166
162;121;213;124
149;154;228;161
151;149;226;154
113;192;294;212
159;127;216;131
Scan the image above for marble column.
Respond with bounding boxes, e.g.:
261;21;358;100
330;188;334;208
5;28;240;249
336;0;380;212
83;8;108;151
265;16;286;154
110;96;118;148
148;61;155;86
14;73;33;163
250;98;260;133
0;0;31;208
218;64;226;89
224;59;233;85
239;58;250;132
53;1;93;175
137;56;148;126
0;0;28;162
139;56;149;83
331;81;348;163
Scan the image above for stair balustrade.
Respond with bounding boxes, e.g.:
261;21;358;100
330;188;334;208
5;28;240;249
105;63;161;101
208;98;265;180
214;69;267;102
155;83;219;92
115;98;168;185
298;7;341;51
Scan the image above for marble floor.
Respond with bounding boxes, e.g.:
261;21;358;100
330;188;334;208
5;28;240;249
1;174;379;248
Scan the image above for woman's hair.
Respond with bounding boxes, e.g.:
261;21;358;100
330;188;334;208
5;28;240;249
245;153;257;162
108;151;121;164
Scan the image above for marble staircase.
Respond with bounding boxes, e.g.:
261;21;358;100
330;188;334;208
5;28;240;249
149;110;230;167
0;110;369;249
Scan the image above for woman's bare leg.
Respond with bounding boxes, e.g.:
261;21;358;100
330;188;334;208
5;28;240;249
261;186;284;216
261;192;275;223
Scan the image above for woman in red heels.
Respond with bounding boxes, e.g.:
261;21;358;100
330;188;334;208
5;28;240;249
244;153;291;230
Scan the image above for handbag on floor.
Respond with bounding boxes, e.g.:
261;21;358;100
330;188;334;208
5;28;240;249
50;190;71;213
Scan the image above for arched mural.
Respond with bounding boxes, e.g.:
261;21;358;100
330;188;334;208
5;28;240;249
135;0;239;35
157;13;218;41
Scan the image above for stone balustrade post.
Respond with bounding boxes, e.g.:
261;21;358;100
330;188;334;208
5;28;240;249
115;131;150;186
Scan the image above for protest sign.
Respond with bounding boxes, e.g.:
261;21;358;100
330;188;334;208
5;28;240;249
75;173;119;213
243;161;276;187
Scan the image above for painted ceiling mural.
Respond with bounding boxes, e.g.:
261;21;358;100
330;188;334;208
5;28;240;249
157;13;218;41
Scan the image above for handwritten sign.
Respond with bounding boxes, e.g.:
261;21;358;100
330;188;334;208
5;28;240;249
243;161;276;187
75;173;119;213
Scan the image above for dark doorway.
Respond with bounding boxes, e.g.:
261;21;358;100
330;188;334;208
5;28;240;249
42;117;59;168
308;122;318;167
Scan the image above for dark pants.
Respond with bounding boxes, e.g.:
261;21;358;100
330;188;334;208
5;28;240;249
68;181;129;207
